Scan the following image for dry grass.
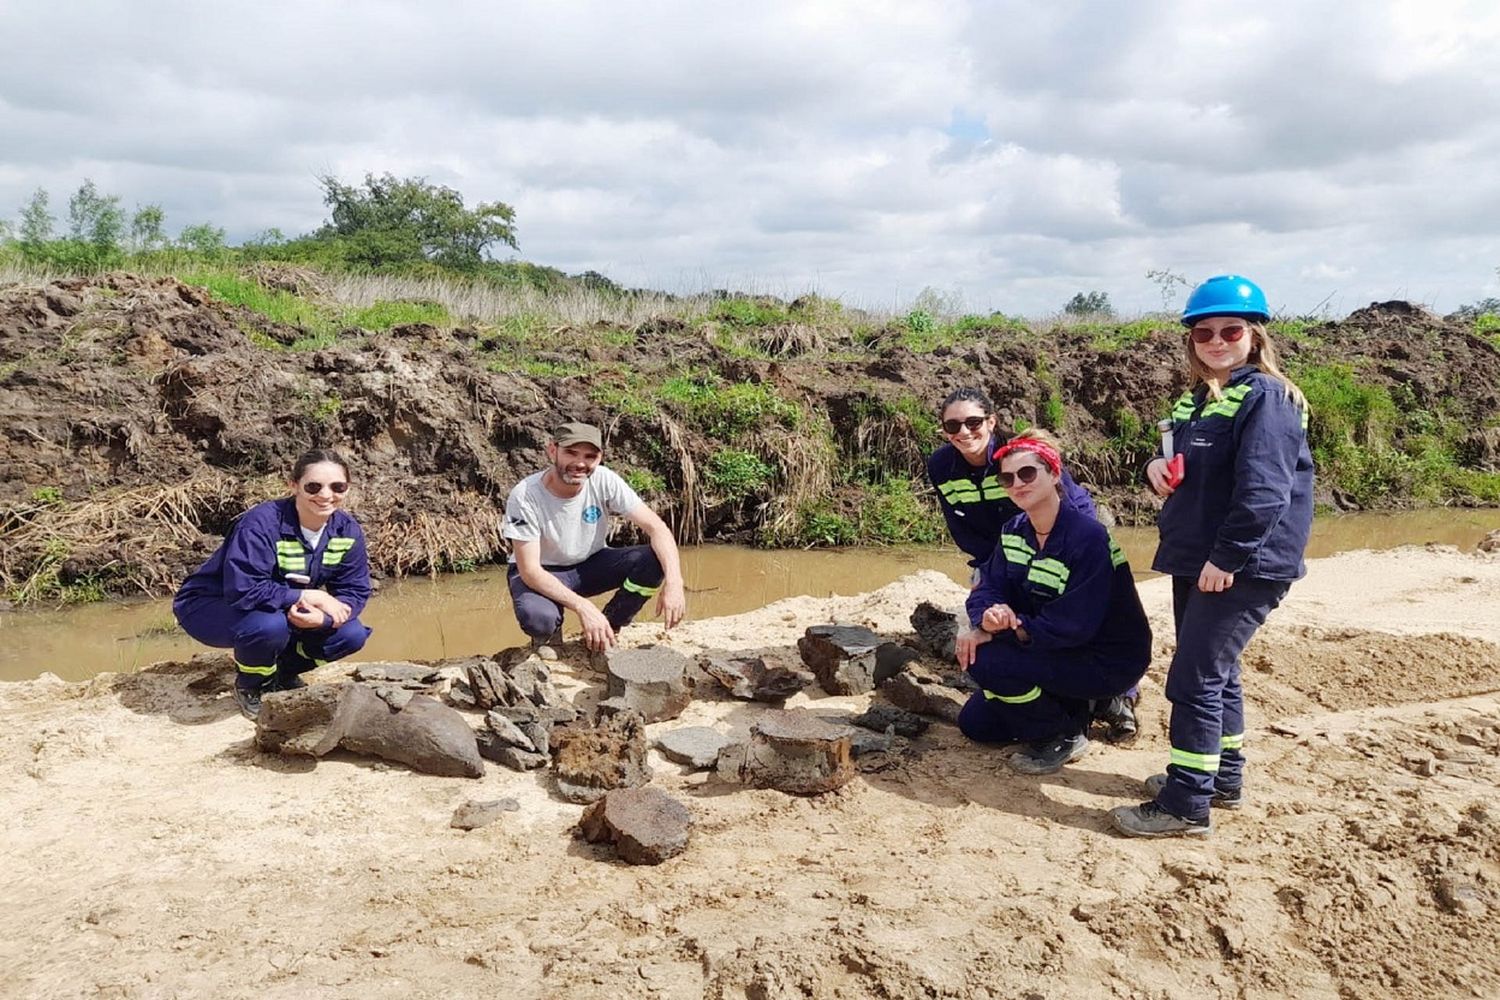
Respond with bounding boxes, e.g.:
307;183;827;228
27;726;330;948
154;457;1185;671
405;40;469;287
656;412;704;544
756;418;838;541
364;496;508;577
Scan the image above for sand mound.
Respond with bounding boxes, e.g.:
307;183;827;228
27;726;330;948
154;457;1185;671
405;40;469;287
2;549;1498;999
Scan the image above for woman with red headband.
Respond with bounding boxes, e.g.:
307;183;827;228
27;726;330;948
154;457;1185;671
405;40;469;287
954;431;1152;774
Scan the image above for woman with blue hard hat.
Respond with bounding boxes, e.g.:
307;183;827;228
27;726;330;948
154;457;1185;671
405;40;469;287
173;448;373;720
925;388;1140;742
1110;275;1314;838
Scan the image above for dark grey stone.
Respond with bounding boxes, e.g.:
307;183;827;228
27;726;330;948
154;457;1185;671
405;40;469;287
697;648;810;702
849;725;896;756
579;787;692;865
880;662;967;724
873;643;922;686
910;602;965;661
798;625;882;695
600;646;693;723
485;710;535;750
850;704;930;738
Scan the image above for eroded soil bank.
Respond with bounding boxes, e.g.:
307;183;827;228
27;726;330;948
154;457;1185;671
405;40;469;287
2;545;1498;999
3;273;1499;602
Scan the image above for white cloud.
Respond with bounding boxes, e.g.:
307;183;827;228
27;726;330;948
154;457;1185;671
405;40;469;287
1;0;1499;315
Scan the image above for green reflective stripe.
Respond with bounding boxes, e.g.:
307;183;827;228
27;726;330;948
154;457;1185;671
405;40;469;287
326;537;354;551
1170;748;1221;773
1108;535;1126;569
278;556;307;571
1200;383;1254;420
621;578;660;597
1170;391;1196;421
983;685;1042;704
1300;406;1310;431
1028;557;1070;593
296;643;328;668
276;540;307;572
1221;733;1245;750
937;479;982;504
978;475;1005;500
237;662;276;677
1000;533;1034;564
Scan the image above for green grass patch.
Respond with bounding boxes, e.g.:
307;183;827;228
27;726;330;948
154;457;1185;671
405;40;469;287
710;297;791;328
1088;318;1161;353
620;467;667;497
790;504;858;547
182;269;335;341
658;371;800;437
706;449;775;500
857;477;944;544
345;299;451;331
1475;313;1500;348
589;374;658;420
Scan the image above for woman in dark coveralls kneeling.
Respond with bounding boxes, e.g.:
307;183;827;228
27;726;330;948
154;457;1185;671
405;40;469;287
173;448;373;720
954;431;1152;775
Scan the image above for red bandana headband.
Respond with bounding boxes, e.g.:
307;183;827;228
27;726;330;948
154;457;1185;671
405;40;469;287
992;438;1062;477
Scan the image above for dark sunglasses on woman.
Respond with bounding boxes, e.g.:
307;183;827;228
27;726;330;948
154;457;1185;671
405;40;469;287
999;465;1041;487
942;415;988;435
302;481;350;495
1189;324;1247;344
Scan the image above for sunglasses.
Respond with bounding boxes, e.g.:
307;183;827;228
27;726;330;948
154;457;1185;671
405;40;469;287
942;415;988;435
1189;324;1247;344
999;465;1042;487
301;481;349;495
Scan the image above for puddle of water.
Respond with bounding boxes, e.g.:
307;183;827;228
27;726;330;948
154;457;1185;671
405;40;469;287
3;509;1496;682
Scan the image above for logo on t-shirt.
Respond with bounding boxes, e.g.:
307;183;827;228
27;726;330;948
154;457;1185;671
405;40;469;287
582;505;603;524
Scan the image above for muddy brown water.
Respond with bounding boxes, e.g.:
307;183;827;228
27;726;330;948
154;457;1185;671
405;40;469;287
3;509;1497;683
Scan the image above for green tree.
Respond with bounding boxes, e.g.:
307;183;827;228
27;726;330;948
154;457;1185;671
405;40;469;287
18;188;54;247
178;223;227;255
1064;290;1113;316
67;179;125;248
129;204;167;251
315;172;518;271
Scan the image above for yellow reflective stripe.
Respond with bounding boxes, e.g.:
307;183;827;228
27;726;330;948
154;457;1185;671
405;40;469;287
326;537;355;552
1027;557;1070;594
1220;733;1244;750
278;557;307;571
983;685;1042;704
621;578;660;597
1108;535;1126;569
937;478;983;504
276;540;307;571
1000;533;1034;564
1170;748;1221;772
978;475;1006;499
237;662;276;677
1032;557;1070;582
322;553;345;566
296;643;328;668
1170;391;1195;420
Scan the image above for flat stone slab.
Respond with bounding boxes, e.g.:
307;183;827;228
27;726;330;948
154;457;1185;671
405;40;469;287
798;625;882;695
655;727;731;769
697;648;810;702
730;708;856;795
579;787;692;865
850;704;930;738
353;662;444;691
598;646;693;723
880;663;968;724
451;798;520;830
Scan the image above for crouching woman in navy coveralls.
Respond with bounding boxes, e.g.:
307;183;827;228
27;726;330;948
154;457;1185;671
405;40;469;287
954;431;1152;775
1110;275;1313;839
173;449;373;720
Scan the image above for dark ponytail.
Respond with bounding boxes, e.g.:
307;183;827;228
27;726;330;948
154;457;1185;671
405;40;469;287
290;448;350;483
938;386;993;417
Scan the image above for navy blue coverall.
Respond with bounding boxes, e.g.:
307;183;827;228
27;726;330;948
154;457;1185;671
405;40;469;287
927;435;1097;568
174;497;373;691
958;503;1152;743
1152;366;1313;820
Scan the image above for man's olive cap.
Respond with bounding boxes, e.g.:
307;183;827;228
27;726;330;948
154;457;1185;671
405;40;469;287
551;421;603;449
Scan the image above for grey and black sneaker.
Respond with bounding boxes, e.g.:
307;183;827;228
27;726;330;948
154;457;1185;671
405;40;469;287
1143;773;1242;810
232;685;263;721
1109;800;1212;838
1008;733;1089;775
1094;695;1138;743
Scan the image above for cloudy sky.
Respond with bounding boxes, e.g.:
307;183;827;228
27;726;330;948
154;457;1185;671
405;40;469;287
2;0;1498;317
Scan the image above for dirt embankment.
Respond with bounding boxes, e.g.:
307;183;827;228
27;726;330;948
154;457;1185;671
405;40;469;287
2;274;1498;600
1;547;1498;999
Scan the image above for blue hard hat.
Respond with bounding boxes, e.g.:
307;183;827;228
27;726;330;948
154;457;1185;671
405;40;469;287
1181;275;1270;325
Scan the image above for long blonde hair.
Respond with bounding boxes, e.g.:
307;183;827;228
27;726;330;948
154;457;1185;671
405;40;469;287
1185;321;1307;410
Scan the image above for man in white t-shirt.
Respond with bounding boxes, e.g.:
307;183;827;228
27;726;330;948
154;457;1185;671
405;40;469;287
502;421;687;650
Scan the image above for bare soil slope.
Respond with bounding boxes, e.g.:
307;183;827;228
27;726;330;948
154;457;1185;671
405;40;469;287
2;546;1498;999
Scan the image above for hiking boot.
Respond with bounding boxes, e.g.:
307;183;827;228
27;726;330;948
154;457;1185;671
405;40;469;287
1110;801;1212;838
1008;733;1089;775
233;685;263;721
1143;773;1243;810
1094;695;1138;743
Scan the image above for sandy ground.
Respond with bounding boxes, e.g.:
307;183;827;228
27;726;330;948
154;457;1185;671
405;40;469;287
2;545;1498;1000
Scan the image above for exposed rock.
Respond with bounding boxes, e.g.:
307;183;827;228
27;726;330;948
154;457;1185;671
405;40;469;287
465;650;576;724
485;710;534;750
353;662;444;692
655;727;732;770
722;709;856;795
1434;874;1489;916
578;787;692;865
697;648;811;702
256;682;484;777
519;721;551;758
910;602;966;661
798;624;882;695
451;798;520;831
880;662;968;724
850;704;930;738
373;685;414;711
552;710;652;804
1478;529;1500;554
594;645;694;723
874;643;922;685
849;725;895;756
476;738;548;771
